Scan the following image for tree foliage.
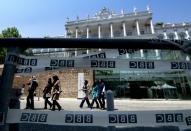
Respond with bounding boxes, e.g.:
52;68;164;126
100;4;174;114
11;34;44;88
1;27;21;38
0;47;6;64
0;27;22;63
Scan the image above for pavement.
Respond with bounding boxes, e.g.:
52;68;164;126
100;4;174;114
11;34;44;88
19;96;191;111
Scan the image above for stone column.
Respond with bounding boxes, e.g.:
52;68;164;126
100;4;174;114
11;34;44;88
136;20;140;36
75;49;77;56
150;19;155;34
98;24;101;39
185;30;190;39
155;50;159;58
163;31;168;39
110;23;114;38
136;20;143;57
174;30;179;40
126;53;129;58
75;27;78;38
186;56;190;61
121;9;124;16
87;49;89;54
86;26;89;38
140;49;144;58
150;19;157;58
122;22;127;37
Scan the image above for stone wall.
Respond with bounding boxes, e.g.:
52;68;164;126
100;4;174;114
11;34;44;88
13;69;93;98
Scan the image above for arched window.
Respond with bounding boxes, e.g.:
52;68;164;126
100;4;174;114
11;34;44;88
168;33;175;40
178;32;186;40
157;34;164;39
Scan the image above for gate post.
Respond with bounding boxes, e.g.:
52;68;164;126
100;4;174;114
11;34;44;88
106;90;114;111
0;47;20;131
106;90;116;131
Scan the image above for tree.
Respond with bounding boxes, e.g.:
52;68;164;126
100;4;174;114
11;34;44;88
0;27;22;64
155;22;164;27
0;48;6;64
2;27;21;38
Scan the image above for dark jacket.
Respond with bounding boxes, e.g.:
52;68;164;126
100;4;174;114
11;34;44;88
98;82;105;96
52;80;61;100
27;79;38;94
43;78;52;94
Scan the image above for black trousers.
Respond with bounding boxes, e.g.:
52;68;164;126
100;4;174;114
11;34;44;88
90;98;99;108
44;97;52;109
52;100;61;110
26;92;34;109
98;93;105;109
79;97;90;108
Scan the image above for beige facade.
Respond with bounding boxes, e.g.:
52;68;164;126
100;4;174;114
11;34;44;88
13;69;93;98
155;23;191;40
65;7;191;40
65;7;155;39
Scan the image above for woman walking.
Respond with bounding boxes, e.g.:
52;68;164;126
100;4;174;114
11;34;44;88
79;80;91;108
51;75;62;111
97;79;106;110
25;76;38;110
43;77;53;109
90;81;99;109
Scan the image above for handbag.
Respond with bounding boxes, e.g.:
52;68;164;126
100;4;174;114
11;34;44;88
46;93;51;98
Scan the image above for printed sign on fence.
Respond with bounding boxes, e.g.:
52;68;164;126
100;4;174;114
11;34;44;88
6;109;191;131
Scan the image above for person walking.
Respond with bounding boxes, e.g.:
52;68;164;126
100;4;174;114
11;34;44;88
97;79;106;110
25;76;38;109
51;75;62;111
90;80;99;109
79;80;91;108
43;77;53;109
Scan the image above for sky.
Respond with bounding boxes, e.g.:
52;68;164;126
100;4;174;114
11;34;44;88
0;0;191;38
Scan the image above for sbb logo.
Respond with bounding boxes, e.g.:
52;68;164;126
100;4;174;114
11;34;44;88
155;113;183;123
20;113;47;122
186;116;191;126
109;114;137;124
65;114;93;123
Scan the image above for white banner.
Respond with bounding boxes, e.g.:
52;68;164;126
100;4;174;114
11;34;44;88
78;73;85;99
6;109;191;130
5;51;191;75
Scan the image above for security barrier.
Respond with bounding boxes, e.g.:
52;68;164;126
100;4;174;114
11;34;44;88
0;39;191;131
6;109;191;131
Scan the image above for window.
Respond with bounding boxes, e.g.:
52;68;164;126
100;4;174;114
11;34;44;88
127;31;132;36
157;34;164;39
168;33;175;40
178;32;186;40
140;30;145;35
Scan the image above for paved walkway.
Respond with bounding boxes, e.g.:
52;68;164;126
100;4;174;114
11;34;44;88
19;97;191;111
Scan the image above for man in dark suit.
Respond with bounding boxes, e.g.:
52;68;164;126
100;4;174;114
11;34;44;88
25;76;38;109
